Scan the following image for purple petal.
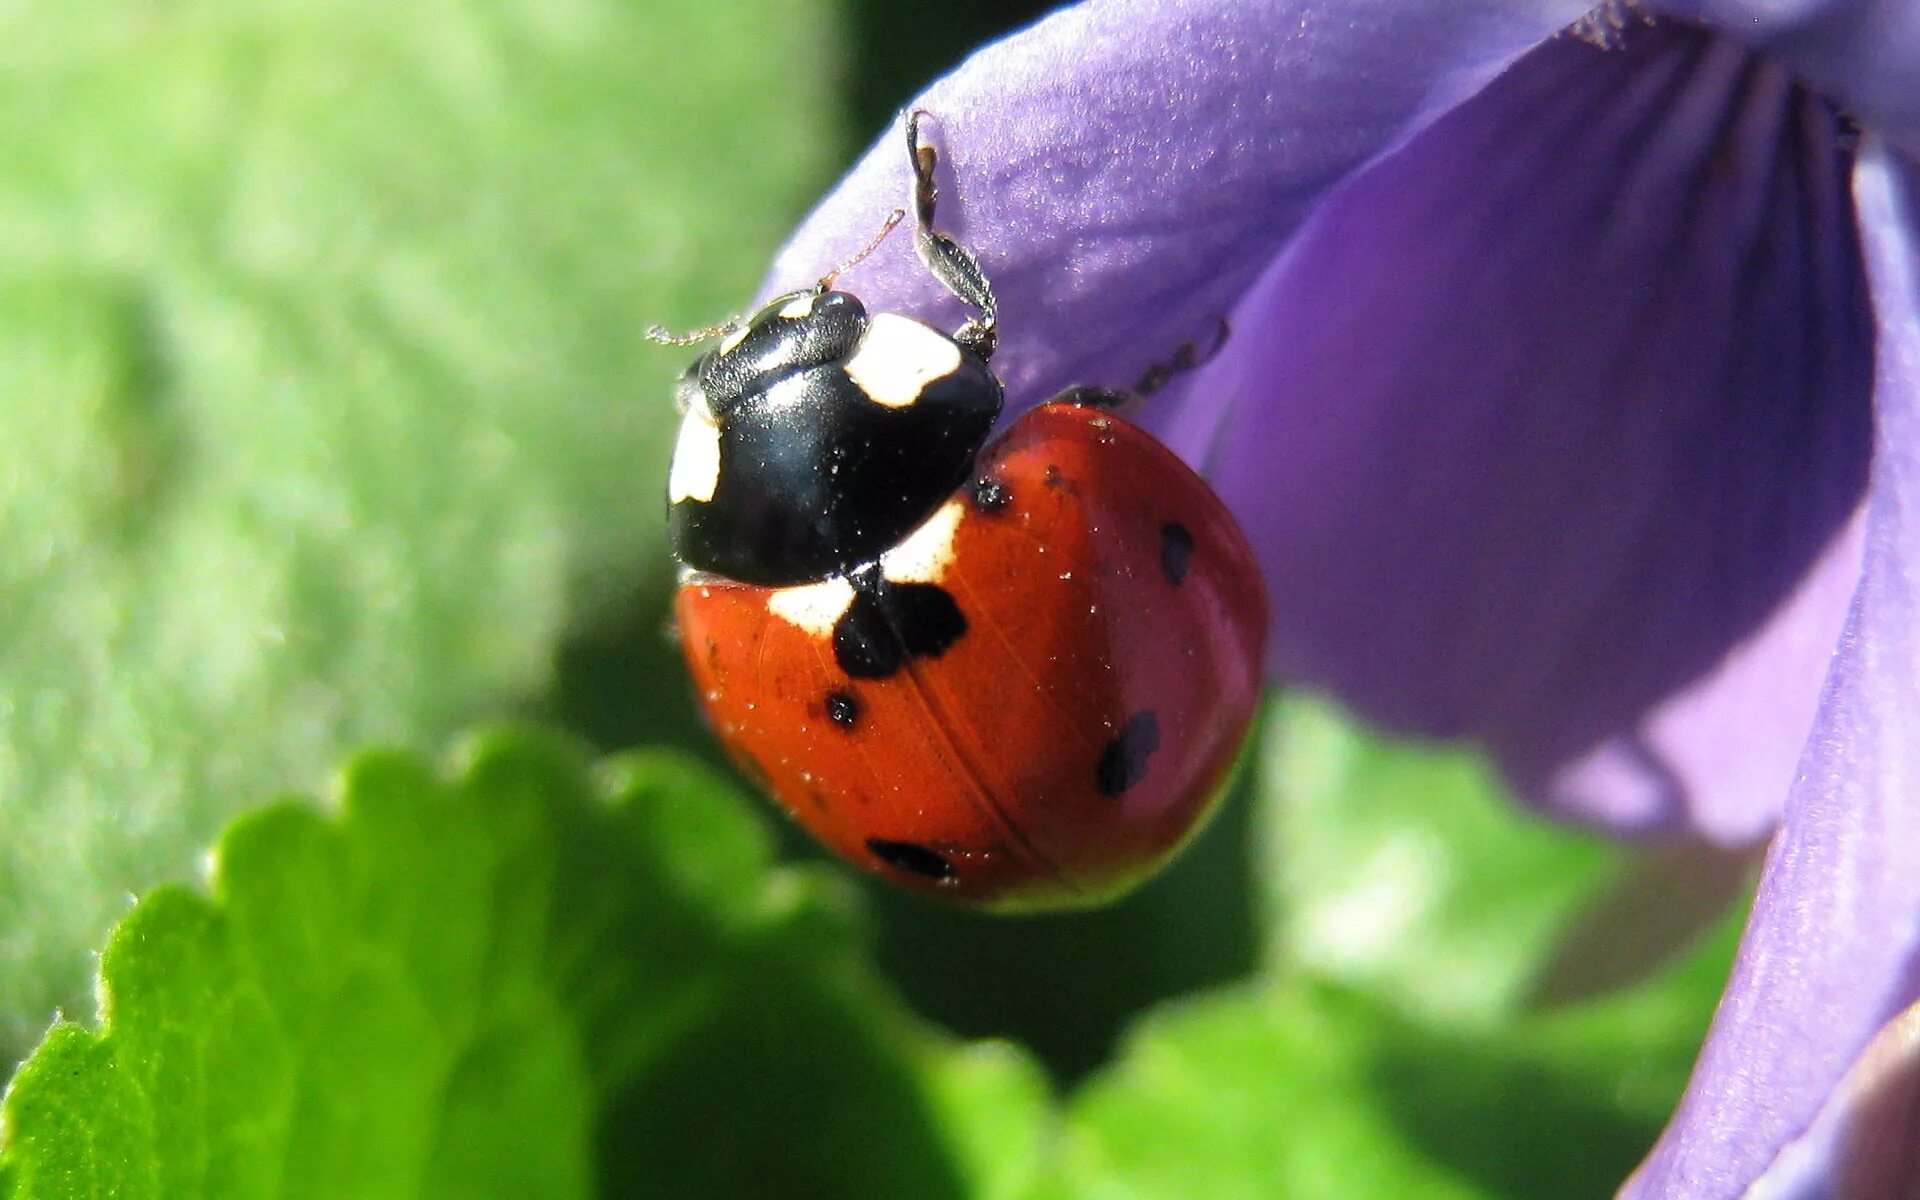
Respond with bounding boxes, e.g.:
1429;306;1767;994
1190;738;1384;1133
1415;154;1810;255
1201;22;1874;839
764;0;1591;409
1746;999;1920;1199
1623;141;1920;1198
1653;0;1920;158
1543;508;1863;845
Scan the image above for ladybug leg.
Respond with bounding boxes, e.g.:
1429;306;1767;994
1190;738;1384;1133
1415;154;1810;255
1049;319;1232;413
1131;316;1231;398
905;108;999;360
1050;385;1135;411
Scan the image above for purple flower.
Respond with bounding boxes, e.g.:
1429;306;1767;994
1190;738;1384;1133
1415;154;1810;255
761;0;1919;1194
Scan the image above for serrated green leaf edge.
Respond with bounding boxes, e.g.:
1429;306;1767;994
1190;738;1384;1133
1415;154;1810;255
0;728;1054;1200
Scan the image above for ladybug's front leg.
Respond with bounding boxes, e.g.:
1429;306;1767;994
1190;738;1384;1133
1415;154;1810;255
906;109;999;360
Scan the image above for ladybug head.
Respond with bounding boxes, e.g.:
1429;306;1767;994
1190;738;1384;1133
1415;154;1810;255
666;110;1006;587
692;290;866;415
667;288;1004;587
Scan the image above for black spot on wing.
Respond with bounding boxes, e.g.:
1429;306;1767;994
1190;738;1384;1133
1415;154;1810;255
1160;521;1195;586
826;689;861;730
969;476;1011;514
832;576;966;680
866;838;955;880
888;582;966;659
833;589;901;678
1095;711;1161;797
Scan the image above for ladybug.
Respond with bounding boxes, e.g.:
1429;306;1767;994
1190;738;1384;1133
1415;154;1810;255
665;111;1267;910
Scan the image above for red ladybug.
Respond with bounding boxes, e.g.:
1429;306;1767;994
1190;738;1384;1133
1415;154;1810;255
664;113;1267;909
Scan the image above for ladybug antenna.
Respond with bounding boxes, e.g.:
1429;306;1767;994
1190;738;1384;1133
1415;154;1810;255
816;206;907;293
645;317;741;347
905;109;999;360
654;204;911;347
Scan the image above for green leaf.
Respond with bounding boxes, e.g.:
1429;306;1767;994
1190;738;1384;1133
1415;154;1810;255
1260;696;1624;1025
1053;985;1493;1200
1050;927;1739;1200
0;0;838;1051
1033;698;1747;1199
922;1041;1057;1200
0;731;1048;1199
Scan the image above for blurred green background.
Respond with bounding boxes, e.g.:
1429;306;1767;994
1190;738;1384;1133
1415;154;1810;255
0;2;1747;1196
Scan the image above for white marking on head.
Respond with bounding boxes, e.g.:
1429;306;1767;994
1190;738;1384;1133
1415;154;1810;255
880;499;965;583
767;576;857;637
668;406;723;504
717;324;751;355
842;313;962;408
778;293;817;319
